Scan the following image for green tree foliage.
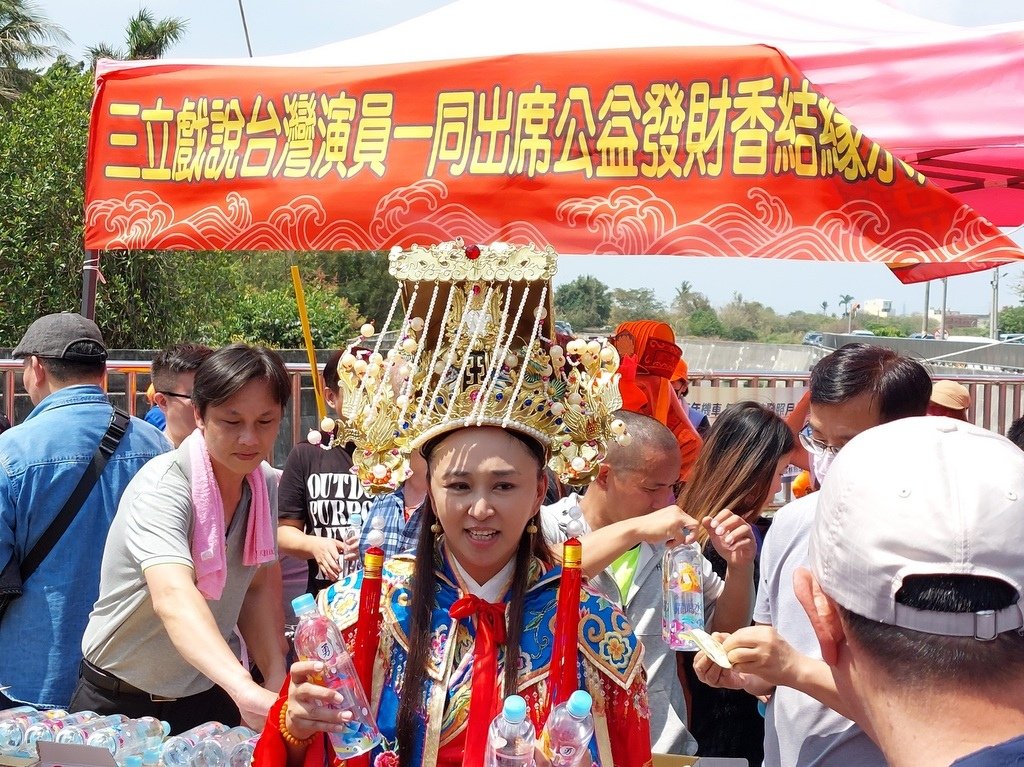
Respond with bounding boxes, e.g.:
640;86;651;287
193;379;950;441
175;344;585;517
609;287;666;325
87;8;187;65
323;251;400;329
670;280;715;335
688;308;725;337
202;275;362;349
0;0;68;104
554;275;612;330
0;59;97;342
998;306;1024;334
0;57;374;351
0;60;243;349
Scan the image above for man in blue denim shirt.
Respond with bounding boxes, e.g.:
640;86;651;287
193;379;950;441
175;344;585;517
0;313;169;708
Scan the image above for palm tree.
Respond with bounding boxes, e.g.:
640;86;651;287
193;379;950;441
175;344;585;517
0;0;69;104
839;294;854;317
820;300;829;316
88;8;187;66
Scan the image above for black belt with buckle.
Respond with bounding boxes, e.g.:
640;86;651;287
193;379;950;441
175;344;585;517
81;660;179;702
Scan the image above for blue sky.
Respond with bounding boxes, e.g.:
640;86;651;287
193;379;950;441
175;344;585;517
39;0;1024;316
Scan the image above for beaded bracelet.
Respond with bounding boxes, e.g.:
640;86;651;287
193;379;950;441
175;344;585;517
279;701;316;748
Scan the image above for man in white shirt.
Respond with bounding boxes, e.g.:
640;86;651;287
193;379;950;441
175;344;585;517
541;411;755;755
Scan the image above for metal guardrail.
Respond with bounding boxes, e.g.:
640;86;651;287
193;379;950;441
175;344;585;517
690;372;1024;435
0;359;322;466
3;361;1023;462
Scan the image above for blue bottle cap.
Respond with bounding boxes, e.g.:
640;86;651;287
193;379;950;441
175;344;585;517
291;593;317;616
566;690;593;718
503;695;528;723
160;721;171;737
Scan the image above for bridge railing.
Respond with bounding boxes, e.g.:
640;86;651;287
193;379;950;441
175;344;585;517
3;361;1022;464
689;372;1024;435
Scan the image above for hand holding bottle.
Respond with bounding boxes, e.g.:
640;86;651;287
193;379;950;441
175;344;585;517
284;660;356;741
288;593;380;757
629;504;699;547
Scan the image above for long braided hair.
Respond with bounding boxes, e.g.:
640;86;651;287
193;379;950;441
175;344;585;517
395;429;555;766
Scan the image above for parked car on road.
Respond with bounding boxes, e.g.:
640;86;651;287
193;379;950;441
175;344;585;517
802;331;824;346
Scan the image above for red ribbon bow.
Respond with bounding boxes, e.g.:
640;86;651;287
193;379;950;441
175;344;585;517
449;595;508;767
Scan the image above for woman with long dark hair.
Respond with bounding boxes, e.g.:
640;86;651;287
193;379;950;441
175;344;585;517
677;401;795;764
252;242;653;767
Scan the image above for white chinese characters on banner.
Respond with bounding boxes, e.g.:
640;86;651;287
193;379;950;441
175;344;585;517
688;385;806;423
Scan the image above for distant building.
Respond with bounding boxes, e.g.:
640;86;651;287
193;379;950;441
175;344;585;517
946;311;986;329
861;299;892;318
927;308;987;329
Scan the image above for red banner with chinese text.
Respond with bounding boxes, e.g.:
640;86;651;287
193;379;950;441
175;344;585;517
85;45;1022;282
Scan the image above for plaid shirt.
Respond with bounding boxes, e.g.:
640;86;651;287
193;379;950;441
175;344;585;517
358;486;423;560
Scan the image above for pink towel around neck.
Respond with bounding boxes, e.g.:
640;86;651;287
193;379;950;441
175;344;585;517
186;430;276;600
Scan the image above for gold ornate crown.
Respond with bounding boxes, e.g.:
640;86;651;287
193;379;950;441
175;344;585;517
330;240;627;495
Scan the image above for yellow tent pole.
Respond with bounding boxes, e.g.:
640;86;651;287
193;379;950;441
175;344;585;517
290;264;327;422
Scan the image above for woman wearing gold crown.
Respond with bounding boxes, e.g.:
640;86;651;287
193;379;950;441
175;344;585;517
252;241;653;767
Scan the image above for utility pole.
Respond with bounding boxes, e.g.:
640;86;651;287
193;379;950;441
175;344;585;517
237;0;254;57
922;281;930;335
991;269;1001;339
940;277;948;339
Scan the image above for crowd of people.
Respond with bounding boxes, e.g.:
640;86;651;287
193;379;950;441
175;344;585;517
1;244;1023;767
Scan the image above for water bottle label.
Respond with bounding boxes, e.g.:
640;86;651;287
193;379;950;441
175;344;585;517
663;545;705;652
316;641;333;661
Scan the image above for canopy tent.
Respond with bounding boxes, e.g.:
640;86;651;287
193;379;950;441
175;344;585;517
252;0;1024;228
84;0;1024;289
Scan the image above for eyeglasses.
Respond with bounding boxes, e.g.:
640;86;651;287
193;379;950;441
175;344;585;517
798;430;840;457
158;391;192;401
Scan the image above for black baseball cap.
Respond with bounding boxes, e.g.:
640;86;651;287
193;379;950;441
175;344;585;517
12;312;108;363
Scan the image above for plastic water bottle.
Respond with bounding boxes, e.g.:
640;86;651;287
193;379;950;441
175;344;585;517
0;707;38;722
0;709;68;754
340;512;363;578
25;711;100;746
539;691;595;767
227;736;257;767
142;746;162;767
188;726;256;767
662;541;705;651
57;714;129;745
484;695;535;767
88;717;170;759
291;593;380;758
161;722;230;767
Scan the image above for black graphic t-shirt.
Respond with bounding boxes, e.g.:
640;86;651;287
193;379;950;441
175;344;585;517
278;439;373;594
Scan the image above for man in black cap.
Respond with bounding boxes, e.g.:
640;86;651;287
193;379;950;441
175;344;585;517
0;313;170;709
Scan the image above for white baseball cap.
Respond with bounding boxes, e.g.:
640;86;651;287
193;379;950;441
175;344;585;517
809;416;1024;640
